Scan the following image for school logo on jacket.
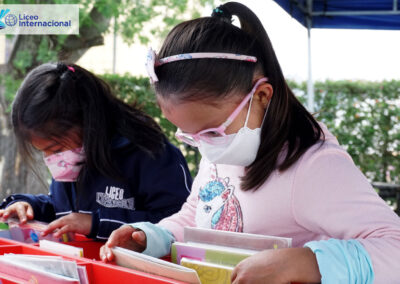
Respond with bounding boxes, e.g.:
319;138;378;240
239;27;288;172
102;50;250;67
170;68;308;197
96;186;135;210
195;165;243;232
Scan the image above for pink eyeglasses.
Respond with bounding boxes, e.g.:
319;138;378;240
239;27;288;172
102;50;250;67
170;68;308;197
175;77;268;147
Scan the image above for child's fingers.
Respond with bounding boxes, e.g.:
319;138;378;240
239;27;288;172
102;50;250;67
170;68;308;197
100;242;115;262
105;246;115;262
16;204;28;223
42;218;63;236
2;207;13;219
2;211;10;219
105;229;120;248
26;205;34;219
231;266;238;283
53;225;70;238
100;245;107;261
106;225;133;248
132;231;146;247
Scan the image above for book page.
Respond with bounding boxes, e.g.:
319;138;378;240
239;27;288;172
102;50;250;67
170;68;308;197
172;242;255;267
39;239;83;257
0;257;79;283
181;257;233;284
3;254;80;280
184;227;292;250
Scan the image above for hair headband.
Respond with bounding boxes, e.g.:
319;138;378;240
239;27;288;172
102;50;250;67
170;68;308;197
145;48;257;83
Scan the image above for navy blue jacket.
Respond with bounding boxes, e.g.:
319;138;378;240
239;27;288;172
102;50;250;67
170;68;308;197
1;137;192;240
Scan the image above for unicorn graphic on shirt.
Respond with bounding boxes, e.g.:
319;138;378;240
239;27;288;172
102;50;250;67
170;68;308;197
195;166;243;232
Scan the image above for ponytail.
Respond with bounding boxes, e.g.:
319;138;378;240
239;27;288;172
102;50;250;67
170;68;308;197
155;2;323;191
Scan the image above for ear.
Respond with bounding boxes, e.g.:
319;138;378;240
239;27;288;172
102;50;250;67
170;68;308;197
253;83;273;109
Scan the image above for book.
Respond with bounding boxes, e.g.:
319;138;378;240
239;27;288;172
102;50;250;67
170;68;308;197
0;254;87;283
172;227;292;266
40;239;84;257
184;227;292;250
110;228;292;284
172;227;292;284
180;257;234;284
111;246;201;284
0;222;11;239
171;241;256;267
5;218;75;243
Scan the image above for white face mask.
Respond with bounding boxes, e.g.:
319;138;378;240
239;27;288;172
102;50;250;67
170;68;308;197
198;94;269;166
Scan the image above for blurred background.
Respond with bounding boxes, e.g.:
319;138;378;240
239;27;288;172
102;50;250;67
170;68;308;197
0;0;399;212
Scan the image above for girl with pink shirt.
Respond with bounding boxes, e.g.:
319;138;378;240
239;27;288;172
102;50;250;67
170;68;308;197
100;2;400;283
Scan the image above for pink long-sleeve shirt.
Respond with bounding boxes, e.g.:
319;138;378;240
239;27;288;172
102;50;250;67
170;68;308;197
158;124;400;283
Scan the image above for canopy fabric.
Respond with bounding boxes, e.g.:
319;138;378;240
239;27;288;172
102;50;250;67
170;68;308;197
273;0;400;30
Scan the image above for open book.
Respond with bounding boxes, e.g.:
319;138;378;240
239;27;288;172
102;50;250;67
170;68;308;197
0;254;89;284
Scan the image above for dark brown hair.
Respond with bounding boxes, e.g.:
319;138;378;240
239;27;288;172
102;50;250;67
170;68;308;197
154;2;323;191
12;62;165;185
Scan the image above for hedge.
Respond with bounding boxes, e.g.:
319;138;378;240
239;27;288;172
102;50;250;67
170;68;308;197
3;73;399;183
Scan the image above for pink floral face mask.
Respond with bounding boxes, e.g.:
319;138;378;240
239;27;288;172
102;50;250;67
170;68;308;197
43;147;84;182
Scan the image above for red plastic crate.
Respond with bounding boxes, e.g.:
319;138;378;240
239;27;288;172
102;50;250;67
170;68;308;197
0;237;187;284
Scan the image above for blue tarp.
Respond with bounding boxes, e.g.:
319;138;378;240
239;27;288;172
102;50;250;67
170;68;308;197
273;0;400;30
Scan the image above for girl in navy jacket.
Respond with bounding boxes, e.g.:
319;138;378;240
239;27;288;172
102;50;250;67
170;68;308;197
0;63;191;240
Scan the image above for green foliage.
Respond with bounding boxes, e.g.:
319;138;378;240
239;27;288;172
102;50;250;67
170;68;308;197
291;80;400;184
4;0;216;78
12;50;34;75
0;75;21;109
82;0;215;45
101;75;400;183
36;37;60;63
3;70;399;182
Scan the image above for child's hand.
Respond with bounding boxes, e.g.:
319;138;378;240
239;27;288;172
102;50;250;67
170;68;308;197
231;248;321;284
42;212;92;237
100;225;146;262
0;202;34;223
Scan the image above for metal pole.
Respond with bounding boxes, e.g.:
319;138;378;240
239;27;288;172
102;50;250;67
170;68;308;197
306;0;314;112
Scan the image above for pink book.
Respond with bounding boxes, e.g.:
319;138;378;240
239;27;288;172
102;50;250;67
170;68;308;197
0;257;79;284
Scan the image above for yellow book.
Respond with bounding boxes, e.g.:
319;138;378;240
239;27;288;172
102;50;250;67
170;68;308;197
180;257;234;284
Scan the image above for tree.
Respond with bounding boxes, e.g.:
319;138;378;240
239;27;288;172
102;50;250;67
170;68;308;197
0;0;214;199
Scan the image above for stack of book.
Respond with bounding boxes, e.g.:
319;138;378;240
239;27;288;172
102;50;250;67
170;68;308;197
0;218;74;243
171;227;292;284
0;254;89;283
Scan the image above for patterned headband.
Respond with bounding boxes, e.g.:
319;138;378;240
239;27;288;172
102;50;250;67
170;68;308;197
145;48;257;83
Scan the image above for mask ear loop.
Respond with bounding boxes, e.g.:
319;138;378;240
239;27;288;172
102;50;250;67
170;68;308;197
261;98;271;127
243;93;254;127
